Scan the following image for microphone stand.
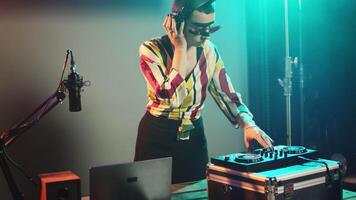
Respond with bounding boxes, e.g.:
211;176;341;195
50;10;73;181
0;49;80;200
0;90;66;200
278;0;298;146
0;140;23;200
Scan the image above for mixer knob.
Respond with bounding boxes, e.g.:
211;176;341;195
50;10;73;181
264;152;269;158
274;152;278;159
224;156;230;161
279;150;283;157
269;152;273;158
260;151;264;156
284;151;288;158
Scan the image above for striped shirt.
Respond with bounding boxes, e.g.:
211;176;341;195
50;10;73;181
139;35;252;129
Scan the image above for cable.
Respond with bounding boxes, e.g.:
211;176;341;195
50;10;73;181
297;156;334;186
57;51;70;91
24;51;69;127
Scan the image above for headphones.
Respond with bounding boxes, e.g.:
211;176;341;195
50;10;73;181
171;0;215;31
171;7;185;31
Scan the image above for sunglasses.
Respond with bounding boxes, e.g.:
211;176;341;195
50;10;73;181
188;25;221;37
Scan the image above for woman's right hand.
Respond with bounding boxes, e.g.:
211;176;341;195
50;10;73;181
163;14;187;49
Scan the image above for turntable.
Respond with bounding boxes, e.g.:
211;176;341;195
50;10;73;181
233;153;263;163
210;145;318;172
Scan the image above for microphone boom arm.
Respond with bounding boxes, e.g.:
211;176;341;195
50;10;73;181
0;91;65;147
0;49;88;200
0;90;66;200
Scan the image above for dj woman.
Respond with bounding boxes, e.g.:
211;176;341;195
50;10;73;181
134;0;273;183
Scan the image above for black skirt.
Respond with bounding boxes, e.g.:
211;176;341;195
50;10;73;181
134;112;208;184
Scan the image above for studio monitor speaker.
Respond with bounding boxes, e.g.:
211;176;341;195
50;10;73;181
38;171;81;200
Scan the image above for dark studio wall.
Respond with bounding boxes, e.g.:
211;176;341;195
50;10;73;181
0;1;251;199
246;0;356;171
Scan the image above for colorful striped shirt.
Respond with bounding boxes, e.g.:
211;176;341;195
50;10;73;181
139;35;252;129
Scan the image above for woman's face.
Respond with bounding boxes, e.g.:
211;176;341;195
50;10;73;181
184;10;216;47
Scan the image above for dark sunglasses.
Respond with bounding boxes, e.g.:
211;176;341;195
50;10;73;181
188;25;221;37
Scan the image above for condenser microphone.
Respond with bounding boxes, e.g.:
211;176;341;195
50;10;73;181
65;49;83;112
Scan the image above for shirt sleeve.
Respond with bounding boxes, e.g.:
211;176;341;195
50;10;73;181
208;47;253;128
139;41;188;107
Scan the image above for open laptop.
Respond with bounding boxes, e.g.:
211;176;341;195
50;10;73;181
89;157;172;200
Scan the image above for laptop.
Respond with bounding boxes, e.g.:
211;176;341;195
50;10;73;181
89;157;172;200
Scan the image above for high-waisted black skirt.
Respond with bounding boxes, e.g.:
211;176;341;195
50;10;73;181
134;112;208;184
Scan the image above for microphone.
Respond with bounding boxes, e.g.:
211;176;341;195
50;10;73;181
64;49;83;112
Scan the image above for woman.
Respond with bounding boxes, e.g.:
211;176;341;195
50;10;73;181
135;0;273;184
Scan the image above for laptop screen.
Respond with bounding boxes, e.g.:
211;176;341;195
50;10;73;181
90;157;172;200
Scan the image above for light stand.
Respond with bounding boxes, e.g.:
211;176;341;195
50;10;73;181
278;0;298;146
297;0;305;146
